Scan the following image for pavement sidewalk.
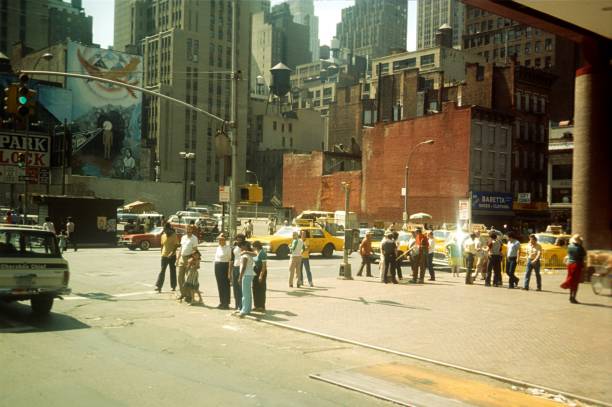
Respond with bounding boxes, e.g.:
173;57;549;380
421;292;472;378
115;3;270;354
258;259;612;403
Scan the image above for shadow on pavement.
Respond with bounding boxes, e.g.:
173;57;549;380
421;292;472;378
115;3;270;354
0;301;90;333
268;288;430;311
73;292;118;302
252;309;297;322
577;302;612;309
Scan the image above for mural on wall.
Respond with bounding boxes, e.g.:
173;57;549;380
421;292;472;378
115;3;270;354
66;41;142;179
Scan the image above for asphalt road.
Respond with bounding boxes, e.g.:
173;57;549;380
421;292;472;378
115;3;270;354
0;247;604;407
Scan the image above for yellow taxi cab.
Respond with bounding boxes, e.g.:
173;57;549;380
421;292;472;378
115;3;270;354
249;225;344;259
518;232;570;269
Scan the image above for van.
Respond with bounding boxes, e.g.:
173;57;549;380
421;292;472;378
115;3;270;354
0;224;71;315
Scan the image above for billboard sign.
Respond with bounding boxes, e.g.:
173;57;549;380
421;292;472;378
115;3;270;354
66;41;143;179
517;192;531;204
0;133;50;184
471;191;513;211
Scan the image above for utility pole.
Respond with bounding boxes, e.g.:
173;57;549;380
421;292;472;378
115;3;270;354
339;181;353;280
61;118;67;195
228;0;239;241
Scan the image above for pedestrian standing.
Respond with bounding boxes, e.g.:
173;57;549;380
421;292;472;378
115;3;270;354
412;228;428;284
381;233;398;284
357;232;373;277
183;249;203;305
523;234;543;291
58;230;68;252
213;233;232;309
252;240;268;312
427;231;436;281
155;223;179;293
176;225;199;302
474;232;487;281
485;232;503;286
561;234;585;304
245;220;254;239
66;217;77;251
393;231;403;280
231;234;245;310
267;217;276;235
463;233;477;284
42;217;56;235
236;241;256;317
299;230;314;287
446;236;462;277
5;210;13;224
505;233;521;288
288;231;304;287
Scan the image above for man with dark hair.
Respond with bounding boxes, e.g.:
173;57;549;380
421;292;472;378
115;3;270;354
485;232;503;286
506;232;521;288
463;233;477;284
381;233;398;284
357;232;373;277
412;228;429;284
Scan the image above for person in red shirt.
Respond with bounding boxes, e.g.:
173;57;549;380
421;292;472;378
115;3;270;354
411;228;429;283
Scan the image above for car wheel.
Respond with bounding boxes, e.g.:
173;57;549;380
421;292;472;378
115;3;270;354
140;240;151;251
322;243;335;258
31;295;54;316
276;245;289;259
128;245;137;251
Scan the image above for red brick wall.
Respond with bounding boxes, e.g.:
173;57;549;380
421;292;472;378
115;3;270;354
282;152;324;216
283;104;473;225
361;102;472;224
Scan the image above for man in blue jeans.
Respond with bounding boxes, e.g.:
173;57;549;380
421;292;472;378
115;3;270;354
505;233;521;288
523;234;542;291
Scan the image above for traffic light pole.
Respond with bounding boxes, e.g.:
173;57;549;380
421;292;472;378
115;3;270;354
22;115;29;223
228;0;239;242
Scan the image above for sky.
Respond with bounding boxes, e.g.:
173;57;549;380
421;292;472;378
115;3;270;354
82;0;417;51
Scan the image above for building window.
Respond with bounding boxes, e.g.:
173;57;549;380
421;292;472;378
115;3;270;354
474;149;482;172
473;123;482;145
500;128;508;147
513;151;519;168
535;58;541;67
499;153;507;175
535;41;541;53
488;126;495;145
393;57;416;71
545;56;552;68
545;38;553;51
290;137;293;148
552;164;572;180
281;123;284;132
525;59;531;67
524;43;530;55
420;54;435;66
282;137;285;147
288;123;292;132
273;121;277;130
515;92;522;110
488;152;495;174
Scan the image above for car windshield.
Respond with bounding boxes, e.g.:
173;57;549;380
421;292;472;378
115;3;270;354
536;234;557;245
274;226;297;237
0;230;60;258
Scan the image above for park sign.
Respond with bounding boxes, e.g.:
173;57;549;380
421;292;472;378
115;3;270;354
0;132;51;184
471;191;513;211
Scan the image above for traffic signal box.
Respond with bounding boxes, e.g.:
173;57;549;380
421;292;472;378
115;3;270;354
16;73;36;117
3;84;18;115
239;184;263;204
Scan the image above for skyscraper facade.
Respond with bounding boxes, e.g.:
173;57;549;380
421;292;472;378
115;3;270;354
336;0;407;59
416;0;464;49
114;0;260;203
286;0;319;61
0;0;49;54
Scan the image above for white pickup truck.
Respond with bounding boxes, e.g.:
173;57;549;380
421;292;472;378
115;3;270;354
0;224;71;316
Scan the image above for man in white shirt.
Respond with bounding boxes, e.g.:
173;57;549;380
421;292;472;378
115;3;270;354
427;231;436;281
523;234;543;291
288;231;304;287
66;217;77;251
214;233;232;309
463;233;477;284
231;234;246;310
176;225;199;300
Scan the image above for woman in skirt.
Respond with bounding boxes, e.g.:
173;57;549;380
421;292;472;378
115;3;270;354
561;234;585;304
183;249;203;305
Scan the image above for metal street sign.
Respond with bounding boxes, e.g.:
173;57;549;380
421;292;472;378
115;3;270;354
219;186;230;203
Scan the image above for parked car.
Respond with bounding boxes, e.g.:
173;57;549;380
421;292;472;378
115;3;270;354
0;224;71;315
118;226;186;251
249;225;343;259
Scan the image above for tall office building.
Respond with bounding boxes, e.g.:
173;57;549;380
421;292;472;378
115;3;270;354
48;0;93;46
114;0;260;203
286;0;319;61
0;0;49;54
250;3;311;95
461;4;580;121
416;0;464;49
336;0;407;59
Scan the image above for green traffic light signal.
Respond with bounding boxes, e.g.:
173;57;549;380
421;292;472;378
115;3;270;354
18;95;28;105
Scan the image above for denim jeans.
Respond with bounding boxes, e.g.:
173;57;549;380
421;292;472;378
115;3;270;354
524;259;541;290
240;274;254;315
486;255;502;286
506;257;518;287
299;258;313;285
232;266;242;310
156;255;177;290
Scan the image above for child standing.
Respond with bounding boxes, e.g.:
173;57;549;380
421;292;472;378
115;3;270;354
58;230;68;253
183;249;203;305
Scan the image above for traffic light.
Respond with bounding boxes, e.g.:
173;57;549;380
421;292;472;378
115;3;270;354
3;84;17;115
17;152;26;168
16;73;36;117
239;184;263;203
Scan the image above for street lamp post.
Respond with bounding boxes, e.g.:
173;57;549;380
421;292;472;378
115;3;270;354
179;152;195;210
403;139;435;224
339;181;353;280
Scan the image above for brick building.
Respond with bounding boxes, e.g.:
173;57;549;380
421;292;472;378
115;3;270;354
461;4;579;122
283;102;514;227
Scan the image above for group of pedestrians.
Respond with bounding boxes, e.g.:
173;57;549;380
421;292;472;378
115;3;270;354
155;225;269;317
